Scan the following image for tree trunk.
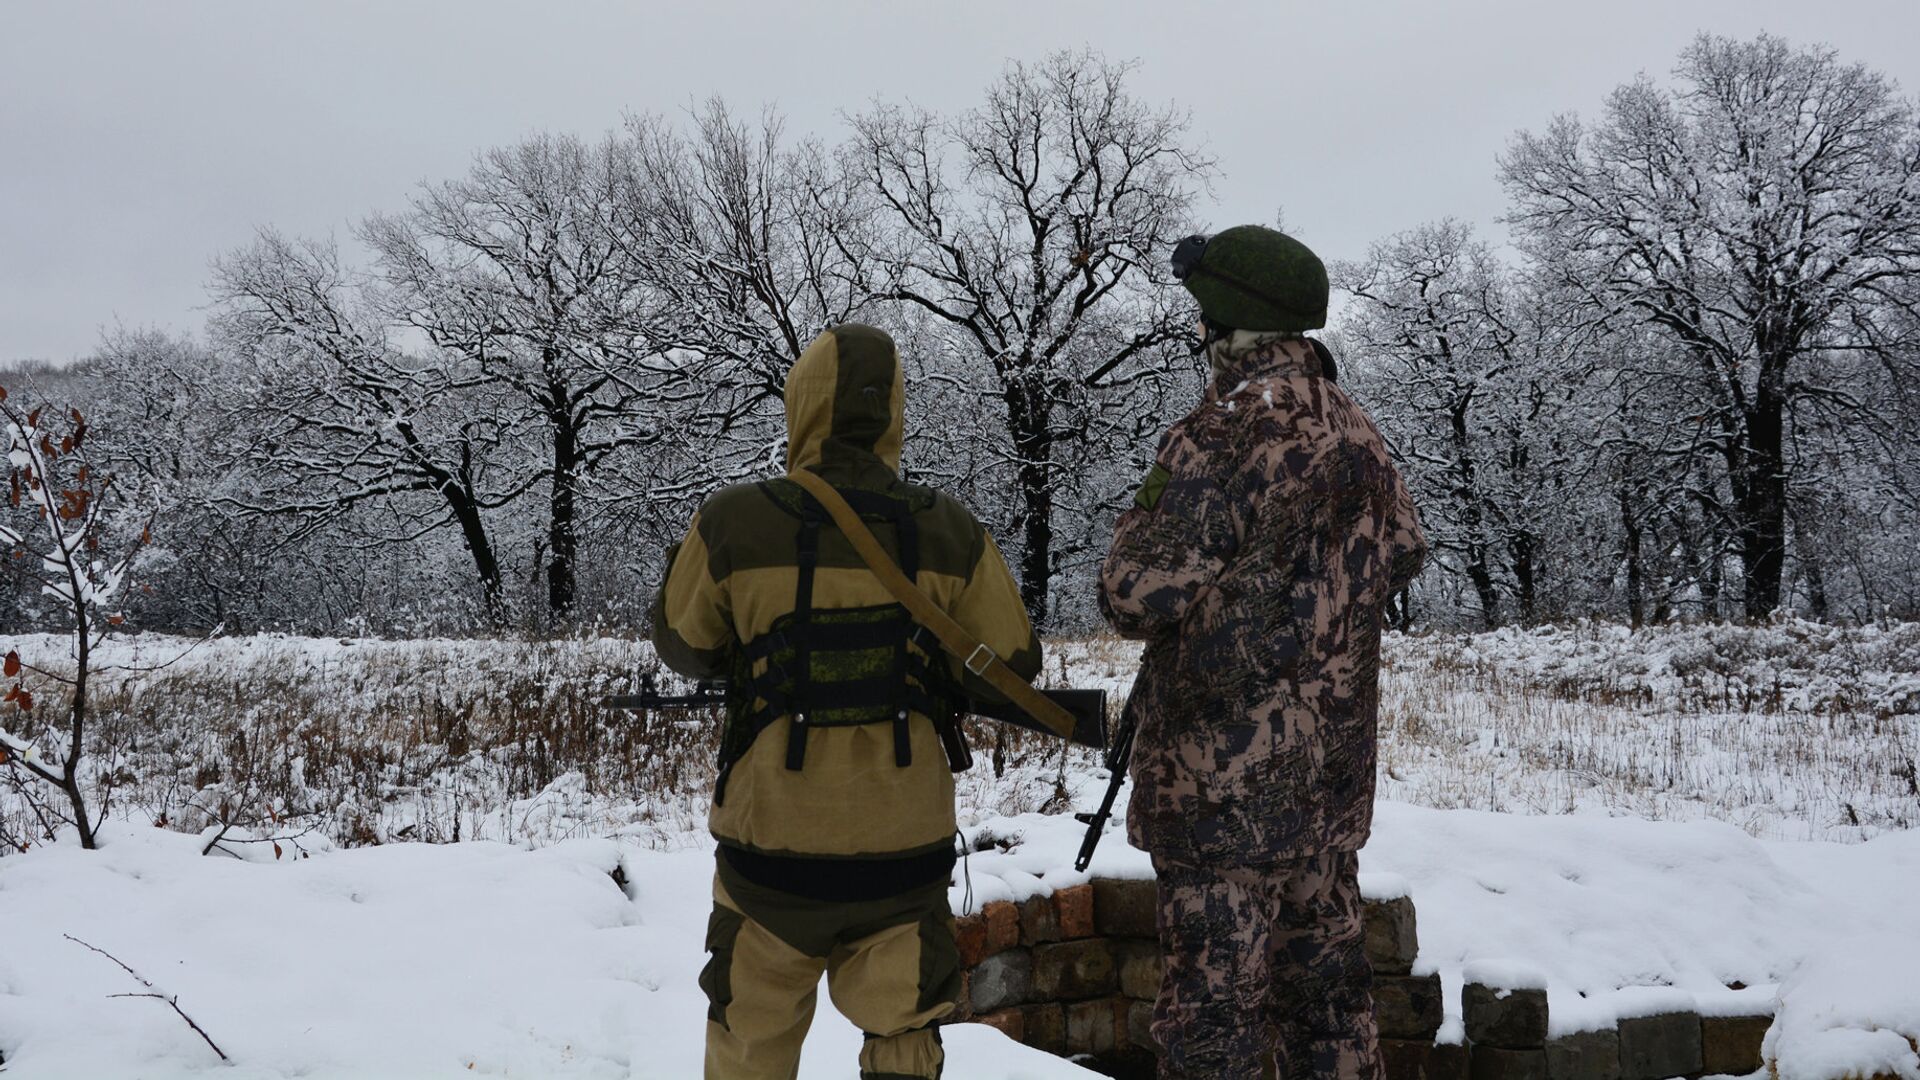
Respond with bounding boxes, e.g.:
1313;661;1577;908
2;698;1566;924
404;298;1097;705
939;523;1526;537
1511;531;1538;625
1387;588;1415;632
547;412;580;626
1465;544;1500;630
1016;460;1054;629
1734;395;1787;621
1788;502;1830;621
442;480;507;629
1007;378;1054;630
64;612;97;849
1447;400;1500;629
1620;488;1645;630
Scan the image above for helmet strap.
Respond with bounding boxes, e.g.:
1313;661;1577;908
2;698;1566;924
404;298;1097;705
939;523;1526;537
1195;315;1234;355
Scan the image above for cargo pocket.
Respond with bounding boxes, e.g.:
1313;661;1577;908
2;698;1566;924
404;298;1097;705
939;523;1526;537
700;904;746;1028
916;907;962;1015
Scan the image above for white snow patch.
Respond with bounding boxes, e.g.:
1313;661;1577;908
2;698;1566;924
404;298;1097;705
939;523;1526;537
1462;959;1550;992
0;824;1098;1079
1765;935;1920;1080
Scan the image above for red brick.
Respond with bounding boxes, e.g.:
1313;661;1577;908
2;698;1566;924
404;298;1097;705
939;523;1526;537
1053;883;1095;939
972;1007;1024;1042
1092;877;1158;938
1128;999;1155;1049
1023;1003;1067;1055
1116;940;1163;1000
1701;1014;1770;1077
1033;939;1119;1000
955;914;991;967
983;900;1021;957
1065;997;1130;1056
1019;894;1061;945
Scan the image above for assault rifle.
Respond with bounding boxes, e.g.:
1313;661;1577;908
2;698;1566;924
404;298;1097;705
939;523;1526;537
606;673;1123;870
1072;701;1134;872
603;674;1108;753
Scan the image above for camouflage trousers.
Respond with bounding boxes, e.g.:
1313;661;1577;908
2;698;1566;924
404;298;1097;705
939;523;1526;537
1151;849;1383;1080
701;858;960;1080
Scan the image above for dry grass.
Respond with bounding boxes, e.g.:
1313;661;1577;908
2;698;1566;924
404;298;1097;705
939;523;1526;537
3;620;1914;852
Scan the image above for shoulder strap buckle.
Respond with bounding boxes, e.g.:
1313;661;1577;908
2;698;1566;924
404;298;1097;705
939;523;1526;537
965;643;997;676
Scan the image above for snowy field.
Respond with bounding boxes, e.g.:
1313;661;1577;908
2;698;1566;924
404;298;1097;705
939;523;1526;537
1;621;1918;1077
2;803;1916;1078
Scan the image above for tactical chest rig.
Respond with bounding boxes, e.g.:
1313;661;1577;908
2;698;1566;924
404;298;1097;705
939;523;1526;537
714;479;969;805
713;471;1079;804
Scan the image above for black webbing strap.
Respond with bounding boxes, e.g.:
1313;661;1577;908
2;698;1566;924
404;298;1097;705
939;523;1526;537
742;619;909;660
907;623;972;772
786;519;819;772
890;506;921;768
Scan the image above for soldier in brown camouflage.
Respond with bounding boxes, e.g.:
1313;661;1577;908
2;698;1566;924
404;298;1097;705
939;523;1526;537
1100;226;1427;1080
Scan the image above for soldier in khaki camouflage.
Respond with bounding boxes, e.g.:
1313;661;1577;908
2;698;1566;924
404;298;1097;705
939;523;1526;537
1100;226;1426;1080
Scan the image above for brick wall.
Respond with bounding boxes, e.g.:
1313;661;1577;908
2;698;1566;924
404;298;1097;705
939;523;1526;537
949;878;1774;1080
950;879;1444;1078
1456;976;1772;1080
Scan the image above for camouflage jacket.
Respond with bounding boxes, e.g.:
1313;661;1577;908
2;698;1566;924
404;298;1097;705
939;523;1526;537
1099;335;1426;866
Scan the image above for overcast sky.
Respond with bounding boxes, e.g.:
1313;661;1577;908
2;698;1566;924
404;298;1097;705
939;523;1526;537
5;0;1918;364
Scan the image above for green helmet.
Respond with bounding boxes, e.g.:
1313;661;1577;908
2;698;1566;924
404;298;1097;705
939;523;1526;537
1171;225;1328;333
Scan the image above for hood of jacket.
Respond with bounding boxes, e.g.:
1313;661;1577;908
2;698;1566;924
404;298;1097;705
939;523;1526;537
785;323;906;485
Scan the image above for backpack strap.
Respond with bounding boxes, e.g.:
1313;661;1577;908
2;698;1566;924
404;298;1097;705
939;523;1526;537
786;469;1075;741
785;518;819;772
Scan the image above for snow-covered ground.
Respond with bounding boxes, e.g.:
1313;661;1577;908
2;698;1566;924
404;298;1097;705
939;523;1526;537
2;803;1916;1078
2;620;1917;1077
0;824;1096;1079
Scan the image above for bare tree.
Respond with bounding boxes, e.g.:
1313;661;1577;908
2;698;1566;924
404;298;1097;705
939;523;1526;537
1;386;152;849
213;231;526;628
626;101;878;417
592;101;884;558
848;50;1212;628
362;132;690;625
1502;33;1920;619
1337;221;1588;627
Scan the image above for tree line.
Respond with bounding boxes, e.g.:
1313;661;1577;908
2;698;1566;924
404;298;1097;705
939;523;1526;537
4;36;1917;637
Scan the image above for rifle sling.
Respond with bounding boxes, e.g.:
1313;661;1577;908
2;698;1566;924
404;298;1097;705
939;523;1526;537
785;469;1077;741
